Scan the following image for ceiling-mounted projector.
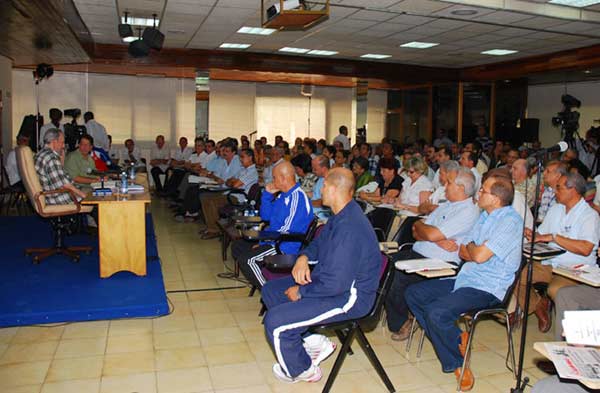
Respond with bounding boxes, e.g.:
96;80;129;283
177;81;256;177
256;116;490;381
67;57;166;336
267;0;302;20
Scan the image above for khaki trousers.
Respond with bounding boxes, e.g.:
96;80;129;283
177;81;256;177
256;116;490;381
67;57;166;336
200;193;228;233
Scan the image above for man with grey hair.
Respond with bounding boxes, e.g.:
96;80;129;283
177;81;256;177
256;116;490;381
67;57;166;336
511;158;536;208
385;167;480;341
34;129;87;205
309;155;330;210
518;172;600;333
263;146;284;184
420;160;460;214
538;160;568;222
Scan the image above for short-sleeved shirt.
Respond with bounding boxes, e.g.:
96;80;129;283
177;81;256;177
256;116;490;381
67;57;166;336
453;205;524;301
119;147;142;164
400;175;433;206
299;172;319;194
429;185;447;205
377;175;403;197
312;177;324;201
413;198;480;262
64;150;96;182
538;186;556;222
172;147;193;162
34;148;74;205
150;145;170;171
237;164;259;195
538;198;600;267
215;155;242;181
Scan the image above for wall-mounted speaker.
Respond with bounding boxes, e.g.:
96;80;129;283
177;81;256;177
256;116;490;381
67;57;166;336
142;27;164;50
128;40;150;57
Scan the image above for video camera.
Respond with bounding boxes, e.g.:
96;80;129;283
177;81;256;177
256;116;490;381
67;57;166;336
63;108;87;152
552;94;581;142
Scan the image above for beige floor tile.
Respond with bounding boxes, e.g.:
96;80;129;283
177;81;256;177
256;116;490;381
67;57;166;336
153;315;196;333
156;367;213;393
61;321;109;340
469;350;514;377
193;313;237;329
190;299;231;315
231;310;262;328
209;362;266;390
41;378;100;393
214;385;272;393
0;360;51;388
198;327;246;347
7;385;43;393
54;337;106;359
0;340;59;365
439;378;501;393
0;327;19;344
327;371;387;393
202;342;255;366
154;330;201;350
221;288;254;299
0;343;7;357
370;363;435;392
248;340;276;362
224;297;262;313
242;326;268;343
186;291;225;302
103;351;155;376
105;333;154;354
155;347;207;371
100;372;156;393
108;319;153;337
164;280;185;291
10;326;63;344
46;356;103;382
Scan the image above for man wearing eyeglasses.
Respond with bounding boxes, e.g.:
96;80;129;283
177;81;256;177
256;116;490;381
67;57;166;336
405;176;523;391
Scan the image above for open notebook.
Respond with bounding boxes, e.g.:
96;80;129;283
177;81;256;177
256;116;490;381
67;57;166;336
394;258;458;273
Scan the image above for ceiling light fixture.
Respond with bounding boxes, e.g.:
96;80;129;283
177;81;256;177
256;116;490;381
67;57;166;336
219;43;251;49
584;70;592;74
549;0;600;7
121;16;160;27
122;36;136;43
361;54;392;59
400;41;439;49
451;9;478;16
237;26;277;35
279;47;310;53
481;49;518;55
307;49;338;56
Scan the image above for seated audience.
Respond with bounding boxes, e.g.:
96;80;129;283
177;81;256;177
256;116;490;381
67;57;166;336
263;146;284;185
386;167;479;341
5;133;30;188
35;129;87;204
511;158;536;208
232;161;313;289
333;150;348;169
254;139;266;167
405;176;523;391
358;142;378;176
418;160;459;215
459;151;482;191
107;135;119;164
39;109;65;148
432;146;452;187
291;153;318;194
358;157;403;204
303;140;317;159
518;172;600;333
309;155;329;211
150;135;171;192
352;156;374;191
119;138;143;166
161;137;193;197
538;160;568;222
262;168;380;383
64;134;101;188
394;157;434;213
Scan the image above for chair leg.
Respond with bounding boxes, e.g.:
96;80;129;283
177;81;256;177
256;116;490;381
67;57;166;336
248;286;257;297
335;329;353;356
502;310;517;378
405;318;417;353
457;321;477;392
355;327;396;393
258;302;266;317
322;327;357;393
416;328;426;359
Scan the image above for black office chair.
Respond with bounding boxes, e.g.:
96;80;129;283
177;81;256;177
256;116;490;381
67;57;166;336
367;207;396;242
308;253;396;393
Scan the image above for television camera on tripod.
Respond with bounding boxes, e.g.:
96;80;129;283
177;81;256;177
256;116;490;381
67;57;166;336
63;108;87;152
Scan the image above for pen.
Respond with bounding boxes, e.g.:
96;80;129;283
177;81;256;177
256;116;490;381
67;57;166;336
572;264;585;270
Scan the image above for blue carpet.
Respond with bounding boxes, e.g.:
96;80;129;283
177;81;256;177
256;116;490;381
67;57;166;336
0;214;169;327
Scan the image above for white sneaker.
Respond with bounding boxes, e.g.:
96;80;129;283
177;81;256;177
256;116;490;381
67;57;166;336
303;334;337;366
272;363;322;384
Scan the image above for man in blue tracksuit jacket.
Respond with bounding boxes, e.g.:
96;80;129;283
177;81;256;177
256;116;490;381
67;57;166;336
233;161;313;288
262;168;382;384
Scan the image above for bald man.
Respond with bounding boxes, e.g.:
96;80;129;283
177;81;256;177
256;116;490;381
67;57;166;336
232;161;314;289
262;168;382;384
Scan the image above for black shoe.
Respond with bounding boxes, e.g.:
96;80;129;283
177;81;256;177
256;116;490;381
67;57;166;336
536;360;557;375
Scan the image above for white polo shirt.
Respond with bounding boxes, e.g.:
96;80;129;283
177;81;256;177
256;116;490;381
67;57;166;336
400;175;433;207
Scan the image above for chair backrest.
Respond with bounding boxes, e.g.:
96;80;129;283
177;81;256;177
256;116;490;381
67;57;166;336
247;183;262;206
362;253;395;324
368;207;396;242
15;145;45;215
499;256;528;308
301;217;320;247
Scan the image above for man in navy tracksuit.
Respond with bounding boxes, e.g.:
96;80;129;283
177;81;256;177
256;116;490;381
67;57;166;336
233;161;314;288
262;168;382;383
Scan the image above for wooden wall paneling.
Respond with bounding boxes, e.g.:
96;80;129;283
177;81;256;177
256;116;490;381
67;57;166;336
457;82;464;144
427;85;433;143
490;82;496;138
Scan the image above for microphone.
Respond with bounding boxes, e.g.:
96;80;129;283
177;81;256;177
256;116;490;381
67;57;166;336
535;141;568;156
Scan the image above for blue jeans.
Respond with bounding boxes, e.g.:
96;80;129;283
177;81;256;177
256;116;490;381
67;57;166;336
405;279;500;372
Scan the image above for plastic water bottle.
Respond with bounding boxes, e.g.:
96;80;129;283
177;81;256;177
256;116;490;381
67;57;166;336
120;171;128;194
249;200;257;216
129;161;136;181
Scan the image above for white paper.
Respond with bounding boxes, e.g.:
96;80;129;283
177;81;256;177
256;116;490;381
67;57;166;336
188;175;218;185
545;343;600;381
92;180;117;188
563;311;600;346
394;258;457;273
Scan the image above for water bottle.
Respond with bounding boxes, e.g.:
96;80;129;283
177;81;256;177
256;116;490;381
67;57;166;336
129;161;136;181
249;200;257;217
120;171;128;194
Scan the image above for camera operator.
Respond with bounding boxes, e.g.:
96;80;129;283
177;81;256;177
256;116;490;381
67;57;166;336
574;127;599;177
39;109;65;148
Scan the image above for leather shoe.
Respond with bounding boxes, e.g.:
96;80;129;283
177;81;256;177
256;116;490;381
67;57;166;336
507;311;521;329
535;296;552;333
536;360;557;375
459;331;469;357
454;367;474;391
390;319;413;342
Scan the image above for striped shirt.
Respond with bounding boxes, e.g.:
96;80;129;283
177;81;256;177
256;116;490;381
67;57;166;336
237;164;258;195
34;148;74;205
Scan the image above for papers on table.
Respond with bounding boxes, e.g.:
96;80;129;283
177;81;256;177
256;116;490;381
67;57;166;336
563;310;600;346
545;343;600;381
379;242;399;253
188;175;218;185
92;180;117;189
522;242;565;259
394;258;458;273
555;264;600;287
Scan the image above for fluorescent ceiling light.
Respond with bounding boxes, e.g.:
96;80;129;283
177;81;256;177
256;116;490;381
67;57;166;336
361;54;391;59
279;47;310;53
121;16;159;27
122;36;137;43
219;43;251;49
549;0;600;7
307;50;338;56
481;49;518;56
400;41;439;49
237;26;277;35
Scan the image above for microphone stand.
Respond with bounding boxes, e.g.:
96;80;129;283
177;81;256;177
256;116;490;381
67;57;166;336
512;153;545;393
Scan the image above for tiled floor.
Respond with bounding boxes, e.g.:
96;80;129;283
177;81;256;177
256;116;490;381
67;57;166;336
0;199;555;392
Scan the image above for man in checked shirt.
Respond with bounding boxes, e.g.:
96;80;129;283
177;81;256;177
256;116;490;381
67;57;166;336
35;128;87;205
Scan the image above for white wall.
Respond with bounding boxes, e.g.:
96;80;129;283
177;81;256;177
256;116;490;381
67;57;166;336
208;80;381;145
528;81;600;146
0;55;13;151
12;69;196;149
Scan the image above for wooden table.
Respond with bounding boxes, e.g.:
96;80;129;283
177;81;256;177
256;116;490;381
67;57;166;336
82;185;151;278
533;341;600;389
552;267;600;287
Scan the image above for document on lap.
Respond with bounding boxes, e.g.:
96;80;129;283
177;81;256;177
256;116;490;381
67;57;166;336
188;175;218;185
394;258;458;273
563;310;600;346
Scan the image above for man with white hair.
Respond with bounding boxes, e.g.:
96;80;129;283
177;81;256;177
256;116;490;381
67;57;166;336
386;168;480;341
511;158;536;208
263;146;284;184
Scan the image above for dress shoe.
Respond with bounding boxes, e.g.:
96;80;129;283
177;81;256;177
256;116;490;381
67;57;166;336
454;367;474;391
536;360;557;375
459;331;469;357
535;296;552;333
390;318;413;342
507;311;521;329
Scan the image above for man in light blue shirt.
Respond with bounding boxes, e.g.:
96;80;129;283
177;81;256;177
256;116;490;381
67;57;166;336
385;168;480;341
310;155;331;219
406;176;523;391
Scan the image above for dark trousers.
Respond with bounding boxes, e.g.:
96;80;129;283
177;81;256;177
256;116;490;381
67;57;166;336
384;248;426;332
150;167;166;192
405;279;500;372
232;239;277;288
163;169;186;196
182;185;201;214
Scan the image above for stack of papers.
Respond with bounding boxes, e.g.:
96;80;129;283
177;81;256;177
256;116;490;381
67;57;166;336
394;258;457;273
188;175;218;185
563;310;600;346
92;180;117;189
523;242;565;258
545;343;600;381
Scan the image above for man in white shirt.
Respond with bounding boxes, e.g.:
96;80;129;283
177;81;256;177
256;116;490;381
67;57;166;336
119;139;144;166
459;151;481;192
332;125;350;150
83;112;109;152
432;146;452;188
161;137;193;197
263;146;284;184
519;172;600;333
150;135;170;192
39;108;64;149
5;134;30;187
